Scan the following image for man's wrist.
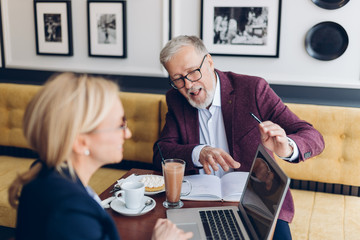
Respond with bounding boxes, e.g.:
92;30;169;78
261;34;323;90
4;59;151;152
192;145;208;167
286;138;295;158
279;137;299;162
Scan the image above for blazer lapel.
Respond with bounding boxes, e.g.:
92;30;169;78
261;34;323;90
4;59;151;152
183;99;199;144
217;70;235;156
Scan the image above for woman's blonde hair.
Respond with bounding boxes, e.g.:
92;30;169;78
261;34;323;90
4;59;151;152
8;72;119;208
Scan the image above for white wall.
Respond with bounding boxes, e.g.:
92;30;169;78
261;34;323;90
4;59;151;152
1;0;169;77
2;0;360;88
171;0;360;89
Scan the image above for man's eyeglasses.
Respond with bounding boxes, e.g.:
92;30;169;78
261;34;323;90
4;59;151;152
90;116;127;134
169;54;207;90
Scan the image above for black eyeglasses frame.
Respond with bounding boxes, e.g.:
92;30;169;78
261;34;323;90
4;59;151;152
169;54;208;90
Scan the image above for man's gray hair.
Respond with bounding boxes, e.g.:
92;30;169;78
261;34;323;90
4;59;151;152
160;35;209;66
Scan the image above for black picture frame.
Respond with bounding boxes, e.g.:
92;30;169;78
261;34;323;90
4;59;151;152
87;0;127;58
201;0;282;58
34;0;73;56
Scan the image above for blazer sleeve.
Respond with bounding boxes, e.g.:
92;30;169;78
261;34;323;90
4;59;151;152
46;196;120;240
254;78;325;162
153;90;199;173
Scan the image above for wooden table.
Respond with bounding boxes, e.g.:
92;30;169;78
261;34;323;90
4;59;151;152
99;168;238;240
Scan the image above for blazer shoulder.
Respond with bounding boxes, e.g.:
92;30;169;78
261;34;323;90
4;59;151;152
217;70;268;96
217;70;266;87
23;169;92;208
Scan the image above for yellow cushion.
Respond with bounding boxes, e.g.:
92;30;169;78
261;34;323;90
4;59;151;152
344;195;360;239
276;103;360;187
289;190;314;239
0;83;165;164
0;84;41;149
120;92;164;164
89;167;127;195
290;189;360;240
160;96;167;131
0;156;35;228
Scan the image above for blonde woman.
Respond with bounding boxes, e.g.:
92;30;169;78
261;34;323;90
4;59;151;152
8;73;193;240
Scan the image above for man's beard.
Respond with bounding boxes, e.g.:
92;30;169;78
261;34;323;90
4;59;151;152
186;77;216;109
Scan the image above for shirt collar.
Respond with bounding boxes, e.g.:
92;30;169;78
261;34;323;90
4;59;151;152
212;72;221;107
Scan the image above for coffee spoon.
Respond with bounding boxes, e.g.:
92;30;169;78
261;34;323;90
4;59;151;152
138;199;153;213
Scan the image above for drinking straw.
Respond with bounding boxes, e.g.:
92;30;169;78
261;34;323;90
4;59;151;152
157;143;165;165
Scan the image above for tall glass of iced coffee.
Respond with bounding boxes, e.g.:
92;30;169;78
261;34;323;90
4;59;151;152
162;158;187;208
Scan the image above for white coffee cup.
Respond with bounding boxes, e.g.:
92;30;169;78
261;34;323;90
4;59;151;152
115;181;145;209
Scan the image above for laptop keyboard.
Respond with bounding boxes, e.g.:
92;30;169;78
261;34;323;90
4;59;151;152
199;209;244;240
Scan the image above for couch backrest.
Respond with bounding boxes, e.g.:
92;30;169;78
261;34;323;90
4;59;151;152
120;92;165;164
277;103;360;187
0;83;165;165
3;83;360;188
160;97;167;131
0;83;41;149
159;100;360;189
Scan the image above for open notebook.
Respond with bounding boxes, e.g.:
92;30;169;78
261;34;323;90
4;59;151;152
167;144;290;240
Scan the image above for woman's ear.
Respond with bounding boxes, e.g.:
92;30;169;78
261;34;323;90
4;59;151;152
72;134;89;156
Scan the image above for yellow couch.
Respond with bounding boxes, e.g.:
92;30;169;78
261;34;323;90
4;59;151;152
1;83;360;239
276;103;360;239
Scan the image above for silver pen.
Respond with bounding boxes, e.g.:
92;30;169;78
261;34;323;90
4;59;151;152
250;112;262;124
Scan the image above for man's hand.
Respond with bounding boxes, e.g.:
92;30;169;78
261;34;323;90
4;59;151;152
199;146;241;174
258;121;293;158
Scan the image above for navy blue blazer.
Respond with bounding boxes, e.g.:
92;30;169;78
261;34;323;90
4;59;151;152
16;162;120;240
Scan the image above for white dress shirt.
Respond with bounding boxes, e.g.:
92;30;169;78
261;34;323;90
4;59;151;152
192;74;230;177
86;186;102;207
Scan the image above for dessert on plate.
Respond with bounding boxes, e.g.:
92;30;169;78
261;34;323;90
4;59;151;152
140;175;165;192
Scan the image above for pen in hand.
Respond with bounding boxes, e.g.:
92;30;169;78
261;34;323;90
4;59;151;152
250;112;262;124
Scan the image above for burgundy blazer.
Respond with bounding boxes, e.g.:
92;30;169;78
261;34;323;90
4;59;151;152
153;69;325;222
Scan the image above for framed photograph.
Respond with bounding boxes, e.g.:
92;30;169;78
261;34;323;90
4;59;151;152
34;0;73;56
87;0;127;58
201;0;282;57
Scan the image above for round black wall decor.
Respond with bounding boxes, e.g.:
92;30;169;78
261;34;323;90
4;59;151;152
311;0;350;10
305;21;348;61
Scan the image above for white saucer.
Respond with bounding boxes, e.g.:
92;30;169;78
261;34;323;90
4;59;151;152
110;196;156;216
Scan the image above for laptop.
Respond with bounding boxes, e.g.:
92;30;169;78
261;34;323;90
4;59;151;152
167;144;290;240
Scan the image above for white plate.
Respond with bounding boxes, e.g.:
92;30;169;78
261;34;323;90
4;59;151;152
110;196;156;216
121;174;165;195
145;188;165;195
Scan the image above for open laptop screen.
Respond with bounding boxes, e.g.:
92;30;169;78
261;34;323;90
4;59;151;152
241;146;289;239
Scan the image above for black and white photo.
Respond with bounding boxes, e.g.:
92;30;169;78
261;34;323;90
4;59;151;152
34;1;73;56
88;1;127;58
97;14;116;44
44;14;62;42
213;7;268;46
202;0;281;57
